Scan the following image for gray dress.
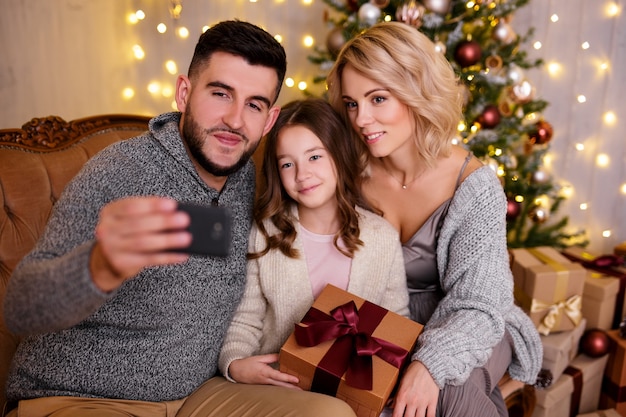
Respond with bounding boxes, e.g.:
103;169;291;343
402;152;512;417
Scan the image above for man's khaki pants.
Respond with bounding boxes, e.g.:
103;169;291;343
6;377;357;417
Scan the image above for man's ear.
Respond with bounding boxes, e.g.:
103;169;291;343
262;106;281;136
175;75;191;112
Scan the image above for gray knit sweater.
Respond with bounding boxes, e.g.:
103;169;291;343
412;166;543;387
4;112;254;402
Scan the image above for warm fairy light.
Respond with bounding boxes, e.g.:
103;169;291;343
575;143;585;151
161;85;174;98
577;95;586;103
547;62;562;77
202;26;210;33
581;42;590;50
274;34;283;43
301;0;312;4
171;101;178;111
543;153;553;169
606;3;621;17
535;194;550;207
620;183;626;195
285;78;295;88
135;10;145;20
550;14;559;22
303;35;314;48
559;182;574;199
533;41;542;50
122;87;135;100
603;111;617;126
602;230;612;238
132;45;145;59
128;13;139;24
298;81;308;91
494;148;502;156
599;61;610;71
514;195;524;203
579;203;588;211
496;165;505;177
596;153;610;168
157;23;167;33
177;27;190;39
165;60;177;75
147;81;161;95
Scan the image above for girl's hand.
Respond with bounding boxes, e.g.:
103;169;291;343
391;361;439;417
228;354;301;388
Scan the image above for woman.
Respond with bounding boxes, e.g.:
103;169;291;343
326;21;542;417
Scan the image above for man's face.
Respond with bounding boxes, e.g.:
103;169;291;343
176;51;281;177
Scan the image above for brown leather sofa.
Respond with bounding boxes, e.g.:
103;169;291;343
0;114;534;416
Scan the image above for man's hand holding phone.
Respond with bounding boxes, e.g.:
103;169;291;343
90;197;231;292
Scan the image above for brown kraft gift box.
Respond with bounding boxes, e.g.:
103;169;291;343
279;285;423;417
563;246;626;329
600;329;626;416
510;246;586;335
582;271;620;330
540;318;586;384
565;353;610;415
533;352;609;417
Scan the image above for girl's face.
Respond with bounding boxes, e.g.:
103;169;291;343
339;64;414;158
276;125;338;213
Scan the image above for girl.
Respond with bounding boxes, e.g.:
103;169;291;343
218;98;409;388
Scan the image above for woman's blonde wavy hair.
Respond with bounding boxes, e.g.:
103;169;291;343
326;21;464;167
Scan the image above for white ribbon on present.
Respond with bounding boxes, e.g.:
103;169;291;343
531;294;583;336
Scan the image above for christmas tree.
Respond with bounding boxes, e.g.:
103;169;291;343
307;0;587;249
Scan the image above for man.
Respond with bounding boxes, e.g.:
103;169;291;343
3;20;356;417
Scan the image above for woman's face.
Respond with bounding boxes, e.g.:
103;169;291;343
339;64;414;158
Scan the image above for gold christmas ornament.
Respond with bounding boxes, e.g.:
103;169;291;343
485;55;503;72
493;20;517;44
529;206;549;223
326;26;347;58
509;80;536;104
370;0;390;8
532;168;551;184
395;0;426;28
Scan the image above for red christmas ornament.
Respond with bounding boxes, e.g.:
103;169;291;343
529;120;553;145
454;40;482;68
478;105;501;129
346;0;359;12
580;328;610;358
506;199;521;221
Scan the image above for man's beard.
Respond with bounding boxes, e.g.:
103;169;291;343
182;110;257;177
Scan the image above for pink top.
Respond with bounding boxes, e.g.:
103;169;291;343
299;224;352;298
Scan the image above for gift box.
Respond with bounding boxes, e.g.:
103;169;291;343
533;370;574;417
511;246;586;335
541;318;586;384
279;284;423;417
582;271;620;330
565;353;610;415
577;409;622;417
600;329;626;416
563;246;626;329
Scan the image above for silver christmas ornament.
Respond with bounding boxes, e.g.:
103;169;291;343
358;3;382;26
422;0;452;15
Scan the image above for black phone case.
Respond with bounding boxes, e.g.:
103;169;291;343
177;203;232;257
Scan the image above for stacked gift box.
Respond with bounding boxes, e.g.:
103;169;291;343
510;246;613;416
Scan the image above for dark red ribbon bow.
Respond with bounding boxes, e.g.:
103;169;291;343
294;300;409;391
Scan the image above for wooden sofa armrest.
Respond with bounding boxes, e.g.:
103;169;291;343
0;113;151;415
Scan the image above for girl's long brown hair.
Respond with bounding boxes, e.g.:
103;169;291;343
249;98;369;260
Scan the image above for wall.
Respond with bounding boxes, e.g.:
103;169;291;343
1;0;624;254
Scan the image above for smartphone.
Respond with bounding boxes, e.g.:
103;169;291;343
176;202;232;257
